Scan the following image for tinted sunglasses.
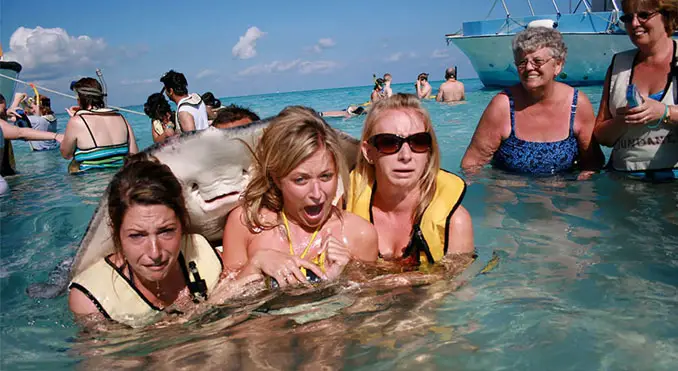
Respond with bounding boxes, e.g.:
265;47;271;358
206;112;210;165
620;10;659;23
368;132;432;155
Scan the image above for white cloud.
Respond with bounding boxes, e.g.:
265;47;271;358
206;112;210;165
431;49;450;59
4;26;114;80
308;38;336;53
238;59;338;76
232;27;266;60
196;69;218;79
120;78;154;86
385;51;417;62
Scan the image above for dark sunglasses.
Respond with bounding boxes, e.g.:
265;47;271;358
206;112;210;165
368;132;432;155
620;10;659;23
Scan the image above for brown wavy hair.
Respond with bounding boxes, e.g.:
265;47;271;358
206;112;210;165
107;153;189;254
241;106;349;232
623;0;678;34
353;93;440;224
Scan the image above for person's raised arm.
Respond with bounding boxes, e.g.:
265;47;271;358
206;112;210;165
177;111;196;132
594;65;627;147
460;92;509;172
573;92;605;171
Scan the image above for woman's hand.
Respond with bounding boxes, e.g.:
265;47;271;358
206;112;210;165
65;106;80;117
320;232;351;280
624;97;666;126
250;249;326;288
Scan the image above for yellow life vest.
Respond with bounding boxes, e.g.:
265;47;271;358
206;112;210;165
347;169;466;264
69;234;222;328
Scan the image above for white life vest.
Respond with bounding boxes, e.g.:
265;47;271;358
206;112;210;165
608;41;678;172
176;93;209;131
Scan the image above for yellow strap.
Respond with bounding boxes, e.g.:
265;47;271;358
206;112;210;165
281;211;326;273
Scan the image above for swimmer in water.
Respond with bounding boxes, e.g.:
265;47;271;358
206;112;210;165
222;106;378;287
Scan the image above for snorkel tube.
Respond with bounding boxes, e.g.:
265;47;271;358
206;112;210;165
29;83;40;113
95;68;108;106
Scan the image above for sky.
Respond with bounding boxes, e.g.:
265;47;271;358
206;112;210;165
0;0;588;110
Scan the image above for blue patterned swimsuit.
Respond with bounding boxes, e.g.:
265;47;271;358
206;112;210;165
492;89;580;174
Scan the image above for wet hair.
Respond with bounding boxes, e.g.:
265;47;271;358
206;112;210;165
107;153;189;254
354;93;440;223
512;27;568;62
160;70;188;96
72;78;105;110
212;104;260;128
33;95;54;116
623;0;678;34
445;66;458;80
201;92;221;109
144;93;173;121
418;73;429;81
241;106;348;232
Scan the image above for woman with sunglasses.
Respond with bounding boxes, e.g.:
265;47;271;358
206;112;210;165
461;27;604;176
594;0;678;181
347;93;474;266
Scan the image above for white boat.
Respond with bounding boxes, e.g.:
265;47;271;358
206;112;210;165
446;0;635;87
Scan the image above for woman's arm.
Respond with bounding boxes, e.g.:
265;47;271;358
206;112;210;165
460;93;510;171
445;205;474;255
221;206;253;276
68;286;101;316
125;118;139;154
1;119;61;142
60;116;80;159
573;92;605;171
594;65;628;147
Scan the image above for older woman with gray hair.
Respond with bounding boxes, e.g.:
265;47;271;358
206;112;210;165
461;27;604;176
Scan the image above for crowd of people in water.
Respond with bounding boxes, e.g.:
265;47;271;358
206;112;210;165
1;0;677;327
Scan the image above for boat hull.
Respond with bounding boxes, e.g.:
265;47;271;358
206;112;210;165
448;33;635;87
0;61;22;102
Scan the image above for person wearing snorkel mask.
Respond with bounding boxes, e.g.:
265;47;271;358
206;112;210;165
201;92;223;124
436;67;465;102
415;73;432;99
371;78;387;104
60;77;139;174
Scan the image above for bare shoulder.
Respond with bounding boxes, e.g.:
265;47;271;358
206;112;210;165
66;115;84;128
68;286;100;315
342;212;374;233
481;90;511;123
340;212;378;261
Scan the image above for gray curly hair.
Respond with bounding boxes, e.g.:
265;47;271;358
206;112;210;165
512;27;568;62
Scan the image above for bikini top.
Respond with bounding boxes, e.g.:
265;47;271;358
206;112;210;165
491;89;580;175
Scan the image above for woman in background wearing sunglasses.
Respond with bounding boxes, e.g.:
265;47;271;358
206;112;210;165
347;93;474;266
594;0;678;181
461;27;604;176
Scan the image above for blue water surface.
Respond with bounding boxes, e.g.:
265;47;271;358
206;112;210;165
1;80;677;370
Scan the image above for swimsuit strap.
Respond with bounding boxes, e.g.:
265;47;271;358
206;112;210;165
569;89;579;136
504;89;516;136
281;211;326;274
79;115;98;147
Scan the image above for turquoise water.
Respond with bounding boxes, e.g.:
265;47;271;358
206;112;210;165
2;79;678;370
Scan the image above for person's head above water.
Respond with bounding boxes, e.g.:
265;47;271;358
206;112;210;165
71;78;106;110
417;73;429;82
241;106;349;232
374;78;386;91
201;92;221;109
383;73;392;83
621;0;678;36
144;93;173;122
160;70;189;98
445;66;458;80
107;153;190;280
355;93;440;221
212;104;260;129
512;26;567;66
32;95;54;116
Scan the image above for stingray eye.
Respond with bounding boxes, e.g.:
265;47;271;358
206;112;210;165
242;168;249;176
191;183;199;192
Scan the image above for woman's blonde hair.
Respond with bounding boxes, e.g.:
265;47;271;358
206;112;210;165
354;93;441;223
241;106;349;232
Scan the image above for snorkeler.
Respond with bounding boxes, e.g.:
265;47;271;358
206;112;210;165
320;105;368;118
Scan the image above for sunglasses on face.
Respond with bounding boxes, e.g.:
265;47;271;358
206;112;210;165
620;10;659;23
368;132;432;155
515;56;554;70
